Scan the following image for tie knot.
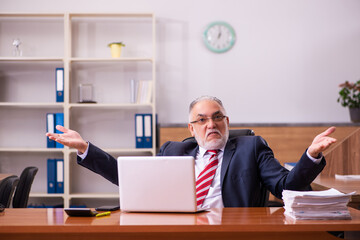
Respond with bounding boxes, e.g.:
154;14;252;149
207;150;218;155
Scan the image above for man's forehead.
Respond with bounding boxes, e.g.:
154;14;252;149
192;101;223;115
196;110;222;117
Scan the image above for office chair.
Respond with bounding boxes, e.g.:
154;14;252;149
182;128;255;143
12;166;38;208
0;175;20;208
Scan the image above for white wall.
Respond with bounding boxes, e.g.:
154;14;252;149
2;0;360;124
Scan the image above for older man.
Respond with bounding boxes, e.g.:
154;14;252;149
47;96;336;208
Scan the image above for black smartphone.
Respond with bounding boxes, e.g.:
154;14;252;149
95;205;120;211
64;208;98;217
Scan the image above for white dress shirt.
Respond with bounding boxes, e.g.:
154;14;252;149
195;146;225;209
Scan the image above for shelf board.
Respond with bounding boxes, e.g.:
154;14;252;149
0;12;154;19
69;193;119;199
68;148;155;154
30;193;64;198
69;103;153;109
0;102;64;108
0;13;65;18
0;148;64;153
69;13;154;18
0;57;64;62
70;57;153;62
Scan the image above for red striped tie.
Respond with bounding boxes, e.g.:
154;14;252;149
196;150;219;208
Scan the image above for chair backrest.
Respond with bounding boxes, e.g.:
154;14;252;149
12;167;38;208
182;128;255;143
0;175;20;208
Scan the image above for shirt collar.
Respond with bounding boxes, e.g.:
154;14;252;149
199;145;225;157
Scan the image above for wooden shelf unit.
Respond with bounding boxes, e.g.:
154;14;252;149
0;12;156;208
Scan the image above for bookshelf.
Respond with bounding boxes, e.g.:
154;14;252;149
0;13;156;208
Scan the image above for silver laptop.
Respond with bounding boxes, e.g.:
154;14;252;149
117;156;199;212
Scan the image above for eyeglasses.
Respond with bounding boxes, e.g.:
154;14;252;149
190;115;227;125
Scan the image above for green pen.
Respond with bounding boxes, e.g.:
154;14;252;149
96;211;111;217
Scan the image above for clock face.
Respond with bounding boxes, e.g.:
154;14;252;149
203;21;236;53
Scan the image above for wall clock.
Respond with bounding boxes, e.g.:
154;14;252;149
203;21;236;53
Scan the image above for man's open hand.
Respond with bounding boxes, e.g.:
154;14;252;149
46;125;88;154
308;126;337;158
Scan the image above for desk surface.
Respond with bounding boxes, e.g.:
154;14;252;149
312;176;360;204
0;208;359;240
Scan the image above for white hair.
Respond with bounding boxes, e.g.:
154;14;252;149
188;95;227;122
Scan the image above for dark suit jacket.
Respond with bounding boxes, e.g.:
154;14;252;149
78;135;326;207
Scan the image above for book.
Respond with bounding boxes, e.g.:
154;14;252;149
136;80;152;104
284;162;296;171
46;112;64;148
47;158;64;194
282;188;355;220
55;113;64;148
56;68;64;102
56;159;64;193
135;114;144;148
143;114;152;148
130;79;136;103
47;159;57;193
46;113;55;148
135;114;154;148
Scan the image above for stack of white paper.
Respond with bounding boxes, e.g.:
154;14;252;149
282;188;355;220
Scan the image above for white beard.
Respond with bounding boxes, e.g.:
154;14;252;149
193;125;229;150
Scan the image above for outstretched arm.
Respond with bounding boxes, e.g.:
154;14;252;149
307;126;337;158
46;125;88;154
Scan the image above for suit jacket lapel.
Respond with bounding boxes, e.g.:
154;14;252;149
221;139;236;185
188;146;199;158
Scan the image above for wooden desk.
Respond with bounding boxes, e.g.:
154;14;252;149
312;176;360;208
0;208;359;240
